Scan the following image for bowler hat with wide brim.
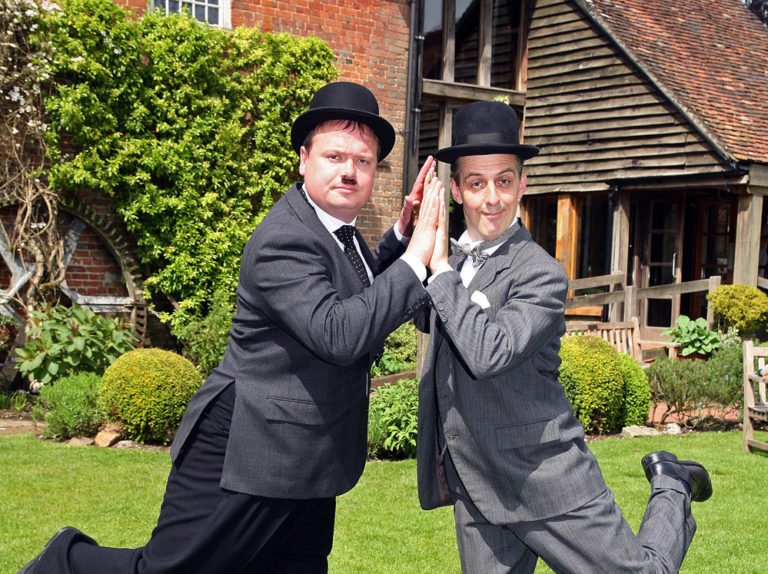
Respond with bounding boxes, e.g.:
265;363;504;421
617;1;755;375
291;82;396;161
435;101;539;163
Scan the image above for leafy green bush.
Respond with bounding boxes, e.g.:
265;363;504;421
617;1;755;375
708;284;768;339
370;322;418;378
175;288;235;377
646;356;708;424
39;372;102;439
99;348;202;444
15;304;137;387
662;315;720;357
701;341;743;410
559;336;624;434
32;0;337;334
617;353;651;427
368;378;419;459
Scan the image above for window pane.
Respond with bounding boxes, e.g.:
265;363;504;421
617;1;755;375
647;299;672;327
208;7;219;23
422;0;444;80
195;4;206;21
182;2;192;16
169;0;179;12
577;194;609;278
154;0;166;10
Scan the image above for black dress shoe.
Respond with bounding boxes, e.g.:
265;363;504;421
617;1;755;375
19;526;82;574
641;450;712;502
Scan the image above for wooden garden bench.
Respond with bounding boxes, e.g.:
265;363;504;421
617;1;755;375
742;340;768;454
563;317;679;364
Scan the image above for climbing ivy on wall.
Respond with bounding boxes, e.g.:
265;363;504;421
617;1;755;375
30;0;337;332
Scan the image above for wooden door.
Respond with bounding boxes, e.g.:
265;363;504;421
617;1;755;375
639;197;683;328
690;198;736;316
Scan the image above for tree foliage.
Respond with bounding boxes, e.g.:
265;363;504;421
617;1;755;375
24;0;337;331
1;0;65;313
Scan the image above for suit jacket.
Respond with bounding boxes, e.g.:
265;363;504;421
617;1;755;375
171;183;428;499
416;224;606;524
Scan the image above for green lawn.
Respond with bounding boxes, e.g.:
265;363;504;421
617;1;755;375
2;430;767;573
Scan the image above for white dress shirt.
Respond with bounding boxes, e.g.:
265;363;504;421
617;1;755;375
301;184;427;284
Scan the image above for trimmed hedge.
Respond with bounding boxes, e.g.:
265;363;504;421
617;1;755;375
559;336;625;434
708;283;768;338
99;348;202;444
617;353;651;427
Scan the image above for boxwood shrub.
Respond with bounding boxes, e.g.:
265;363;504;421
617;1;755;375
559;336;624;434
99;348;202;444
617;353;651;427
708;283;768;339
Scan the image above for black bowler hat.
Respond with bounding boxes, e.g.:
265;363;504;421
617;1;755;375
435;101;539;163
291;82;396;161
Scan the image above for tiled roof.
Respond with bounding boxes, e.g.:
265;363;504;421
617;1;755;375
576;0;768;164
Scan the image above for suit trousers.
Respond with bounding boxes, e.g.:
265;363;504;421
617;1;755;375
36;384;336;574
445;449;696;574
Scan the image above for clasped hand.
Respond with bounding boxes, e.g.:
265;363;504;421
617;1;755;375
400;157;450;274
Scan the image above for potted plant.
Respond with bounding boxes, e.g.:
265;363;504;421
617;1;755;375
662;315;720;359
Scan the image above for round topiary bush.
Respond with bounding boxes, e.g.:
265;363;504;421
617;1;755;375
99;348;203;444
617;353;651;427
559;336;624;434
708;283;768;339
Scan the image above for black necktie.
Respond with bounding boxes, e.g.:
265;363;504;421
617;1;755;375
334;225;370;288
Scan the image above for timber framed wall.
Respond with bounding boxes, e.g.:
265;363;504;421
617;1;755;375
522;0;729;196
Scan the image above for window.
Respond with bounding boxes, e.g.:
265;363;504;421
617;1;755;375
153;0;231;28
523;195;558;257
577;194;610;279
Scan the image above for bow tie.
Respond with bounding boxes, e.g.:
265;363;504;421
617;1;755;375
449;222;521;268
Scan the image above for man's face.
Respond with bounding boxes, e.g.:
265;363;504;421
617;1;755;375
299;121;379;223
451;154;527;242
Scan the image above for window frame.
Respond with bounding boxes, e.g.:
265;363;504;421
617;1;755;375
151;0;232;29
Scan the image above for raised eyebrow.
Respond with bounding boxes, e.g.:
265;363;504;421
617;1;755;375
496;168;519;178
465;167;518;179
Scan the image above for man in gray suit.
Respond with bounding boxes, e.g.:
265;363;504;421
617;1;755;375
416;100;712;574
20;82;444;573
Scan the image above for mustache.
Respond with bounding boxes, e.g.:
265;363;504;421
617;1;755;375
341;176;357;185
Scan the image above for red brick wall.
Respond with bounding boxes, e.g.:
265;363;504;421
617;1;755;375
0;208;129;300
59;215;128;298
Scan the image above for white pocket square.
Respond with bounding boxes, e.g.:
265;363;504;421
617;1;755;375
471;290;490;309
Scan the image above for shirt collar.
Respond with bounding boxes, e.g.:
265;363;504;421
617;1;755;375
300;183;357;234
457;217;520;255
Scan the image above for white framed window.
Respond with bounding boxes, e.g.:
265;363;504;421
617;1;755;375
153;0;231;28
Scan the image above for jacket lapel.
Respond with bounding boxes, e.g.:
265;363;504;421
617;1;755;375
286;184;363;295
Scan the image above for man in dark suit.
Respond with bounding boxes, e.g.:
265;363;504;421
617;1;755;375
416;101;712;573
20;82;444;573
